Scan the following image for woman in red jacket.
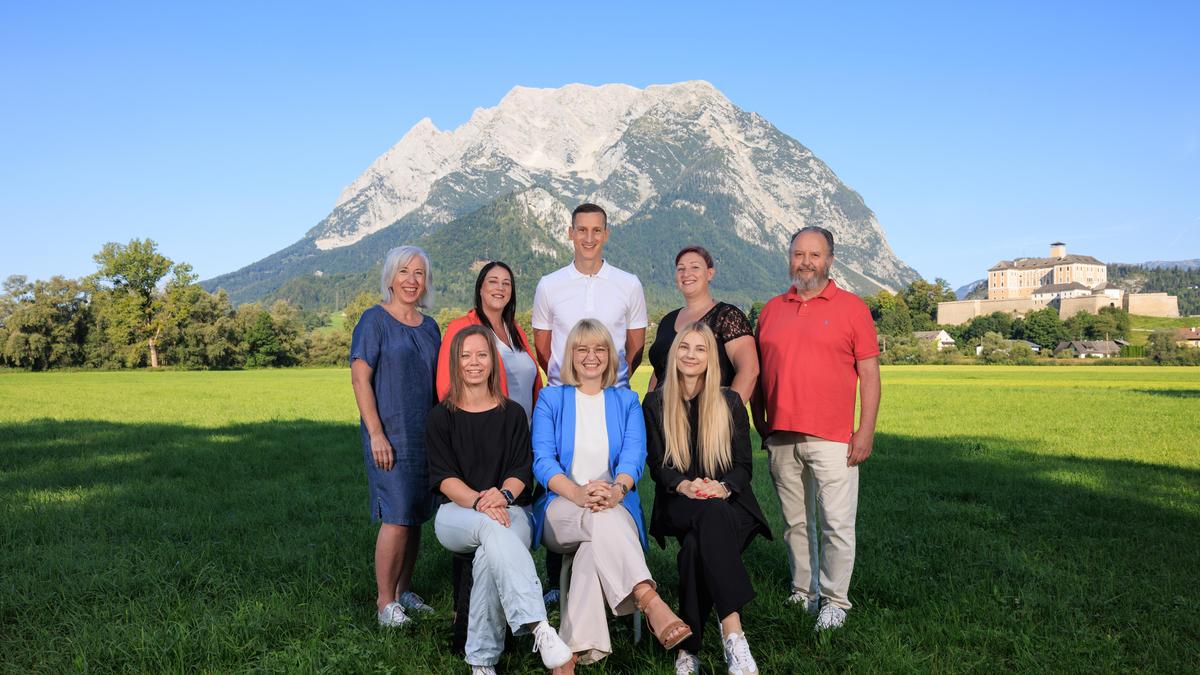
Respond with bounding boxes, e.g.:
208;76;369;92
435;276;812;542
437;260;543;423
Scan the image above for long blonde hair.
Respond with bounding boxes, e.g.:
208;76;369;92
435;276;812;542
661;322;731;476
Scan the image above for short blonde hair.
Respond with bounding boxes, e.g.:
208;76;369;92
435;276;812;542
559;318;618;389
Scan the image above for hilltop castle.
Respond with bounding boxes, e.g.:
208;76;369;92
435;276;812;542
937;243;1179;325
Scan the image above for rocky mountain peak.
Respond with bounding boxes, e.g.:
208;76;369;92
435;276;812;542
209;81;919;306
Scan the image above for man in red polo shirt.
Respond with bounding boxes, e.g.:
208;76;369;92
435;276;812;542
752;225;881;631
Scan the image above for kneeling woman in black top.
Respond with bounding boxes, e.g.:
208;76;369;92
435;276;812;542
643;322;772;675
427;325;572;674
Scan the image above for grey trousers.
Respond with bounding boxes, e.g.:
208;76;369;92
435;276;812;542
434;502;547;666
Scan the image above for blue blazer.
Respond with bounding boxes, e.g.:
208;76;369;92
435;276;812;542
531;385;648;550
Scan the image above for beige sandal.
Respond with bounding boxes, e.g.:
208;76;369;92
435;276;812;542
636;590;693;649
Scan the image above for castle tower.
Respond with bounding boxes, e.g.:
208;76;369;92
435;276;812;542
1050;241;1066;258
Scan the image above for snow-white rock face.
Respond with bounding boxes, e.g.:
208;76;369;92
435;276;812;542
308;80;917;291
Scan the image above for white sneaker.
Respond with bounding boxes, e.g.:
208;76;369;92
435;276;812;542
787;590;820;615
675;650;701;674
376;601;411;627
398;590;434;615
532;621;572;669
814;602;847;631
722;632;758;674
469;666;496;675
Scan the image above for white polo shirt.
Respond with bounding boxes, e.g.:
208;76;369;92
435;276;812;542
531;260;648;387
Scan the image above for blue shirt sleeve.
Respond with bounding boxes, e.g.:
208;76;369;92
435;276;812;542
532;388;567;489
349;308;382;369
614;390;647;483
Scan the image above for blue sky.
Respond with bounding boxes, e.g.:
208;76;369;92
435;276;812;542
2;1;1197;289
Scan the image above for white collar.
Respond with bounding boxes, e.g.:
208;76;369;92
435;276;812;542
567;259;611;279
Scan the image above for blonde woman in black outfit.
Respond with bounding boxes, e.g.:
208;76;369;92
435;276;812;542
643;322;771;675
646;246;758;403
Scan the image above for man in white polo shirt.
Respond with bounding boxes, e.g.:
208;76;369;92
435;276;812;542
532;203;648;389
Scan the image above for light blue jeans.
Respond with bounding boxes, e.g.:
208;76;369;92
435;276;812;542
434;502;547;666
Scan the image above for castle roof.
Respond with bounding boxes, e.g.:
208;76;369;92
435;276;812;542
1031;282;1090;295
989;254;1105;272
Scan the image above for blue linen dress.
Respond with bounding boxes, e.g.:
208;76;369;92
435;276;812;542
350;305;441;525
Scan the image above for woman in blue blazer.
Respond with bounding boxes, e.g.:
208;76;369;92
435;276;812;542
532;319;691;670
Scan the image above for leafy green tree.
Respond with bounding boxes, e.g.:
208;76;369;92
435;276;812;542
879;334;936;365
343;291;379;336
240;306;283;368
979;331;1011;364
305;329;351;366
1089;306;1130;340
902;278;956;330
747;301;767;331
1016;307;1067;348
867;291;913;337
158;285;243;368
1063;311;1094;341
268;300;307;366
0;276;91;370
1146;329;1181;364
963;312;1016;344
89;239;177;367
1008;341;1035;364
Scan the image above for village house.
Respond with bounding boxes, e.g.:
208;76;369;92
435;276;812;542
1053;340;1124;358
976;339;1041;356
913;330;956;351
1177;327;1200;348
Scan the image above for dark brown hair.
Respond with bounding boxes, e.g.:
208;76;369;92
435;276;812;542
571;203;608;229
473;261;527;351
675;245;714;268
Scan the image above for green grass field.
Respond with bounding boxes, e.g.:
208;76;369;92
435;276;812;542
2;366;1199;672
1128;315;1198;346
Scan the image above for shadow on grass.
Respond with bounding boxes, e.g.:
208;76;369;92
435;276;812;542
1134;388;1200;398
2;419;1199;672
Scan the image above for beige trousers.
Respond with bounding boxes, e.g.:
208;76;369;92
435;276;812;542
767;431;859;610
543;496;652;663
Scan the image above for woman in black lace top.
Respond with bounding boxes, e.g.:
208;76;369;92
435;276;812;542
647;246;759;402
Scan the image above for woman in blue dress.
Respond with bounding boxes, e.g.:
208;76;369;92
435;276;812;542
351;245;441;627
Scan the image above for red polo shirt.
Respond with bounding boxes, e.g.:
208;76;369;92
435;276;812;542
756;279;879;443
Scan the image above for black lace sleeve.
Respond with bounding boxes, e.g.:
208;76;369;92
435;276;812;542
708;303;753;344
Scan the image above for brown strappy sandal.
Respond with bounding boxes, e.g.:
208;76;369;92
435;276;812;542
636;590;693;649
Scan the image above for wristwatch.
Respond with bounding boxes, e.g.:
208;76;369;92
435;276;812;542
612;481;629;496
500;489;515;505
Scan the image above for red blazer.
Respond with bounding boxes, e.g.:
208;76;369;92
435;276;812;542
436;309;544;404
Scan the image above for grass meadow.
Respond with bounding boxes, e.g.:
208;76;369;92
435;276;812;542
2;366;1199;673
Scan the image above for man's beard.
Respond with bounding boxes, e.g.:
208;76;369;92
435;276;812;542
791;263;832;291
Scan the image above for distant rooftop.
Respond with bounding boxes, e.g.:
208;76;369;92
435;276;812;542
990;254;1105;272
1032;281;1090;295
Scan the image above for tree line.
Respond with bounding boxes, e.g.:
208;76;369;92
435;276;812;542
4;242;1195;371
0;240;353;371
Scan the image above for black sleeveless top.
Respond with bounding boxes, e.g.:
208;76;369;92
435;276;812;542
648;302;753;389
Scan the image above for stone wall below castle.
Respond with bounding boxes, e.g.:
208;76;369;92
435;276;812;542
936;292;1181;325
1126;293;1179;317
